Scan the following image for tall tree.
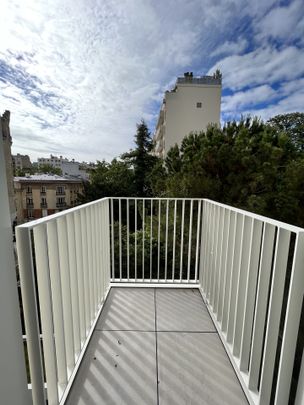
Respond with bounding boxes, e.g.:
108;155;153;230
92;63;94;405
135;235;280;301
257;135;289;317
122;120;158;196
268;112;304;151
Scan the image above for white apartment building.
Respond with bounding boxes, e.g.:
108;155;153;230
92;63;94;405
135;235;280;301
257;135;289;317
153;72;222;157
37;154;90;180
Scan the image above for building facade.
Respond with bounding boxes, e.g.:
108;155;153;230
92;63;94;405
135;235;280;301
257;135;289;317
12;153;32;172
1;110;16;223
153;72;222;157
38;154;91;180
14;174;83;223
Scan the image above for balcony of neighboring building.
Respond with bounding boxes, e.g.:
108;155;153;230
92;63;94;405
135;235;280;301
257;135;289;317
13;197;304;405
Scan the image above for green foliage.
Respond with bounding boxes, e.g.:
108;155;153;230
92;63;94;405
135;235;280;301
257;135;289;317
152;117;304;227
122;120;158;196
14;164;62;176
37;164;62;175
81;120;160;202
268;112;304;151
79;159;135;203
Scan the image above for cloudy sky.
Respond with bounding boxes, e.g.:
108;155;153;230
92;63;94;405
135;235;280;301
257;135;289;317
1;0;303;162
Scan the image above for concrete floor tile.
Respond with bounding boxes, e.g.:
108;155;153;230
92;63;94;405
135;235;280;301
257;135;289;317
157;332;248;405
66;330;157;405
96;287;155;331
156;289;215;332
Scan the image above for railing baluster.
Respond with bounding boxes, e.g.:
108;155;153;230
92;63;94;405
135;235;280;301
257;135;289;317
165;199;169;281
201;201;210;291
110;198;114;280
33;225;59;404
221;211;235;333
187;200;193;282
57;216;75;375
143;199;145;281
135;199;137;281
119;199;122;281
157;199;161;281
66;213;81;358
85;208;94;321
91;205;98;309
16;227;46;405
179;199;185;282
172;200;177;282
259;228;291;405
194;200;202;282
227;213;244;343
47;220;68;393
127;199;130;281
217;208;228;322
150;199;153;282
240;219;263;371
249;223;276;390
213;206;224;314
275;231;304;404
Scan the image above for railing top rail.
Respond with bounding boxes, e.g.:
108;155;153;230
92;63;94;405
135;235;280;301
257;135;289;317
16;197;110;230
110;197;204;201
204;199;304;233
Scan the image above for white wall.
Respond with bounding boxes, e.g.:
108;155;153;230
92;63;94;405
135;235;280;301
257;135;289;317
164;83;221;153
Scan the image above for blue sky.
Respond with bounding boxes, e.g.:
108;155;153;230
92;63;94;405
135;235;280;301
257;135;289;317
0;0;303;162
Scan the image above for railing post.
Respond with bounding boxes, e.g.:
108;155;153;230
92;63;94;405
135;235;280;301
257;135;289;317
0;135;32;404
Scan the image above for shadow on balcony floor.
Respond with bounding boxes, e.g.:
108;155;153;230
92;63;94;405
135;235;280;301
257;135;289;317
66;288;248;405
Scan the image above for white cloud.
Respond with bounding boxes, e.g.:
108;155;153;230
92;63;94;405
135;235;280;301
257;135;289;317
211;38;248;58
209;46;304;91
222;84;276;112
0;0;303;163
255;0;304;42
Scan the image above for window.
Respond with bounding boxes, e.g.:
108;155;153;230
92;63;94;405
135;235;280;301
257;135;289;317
26;198;33;205
41;197;47;206
56;186;65;195
57;197;66;206
196;102;202;108
27;209;34;219
42;209;48;217
26;186;32;193
41;186;46;193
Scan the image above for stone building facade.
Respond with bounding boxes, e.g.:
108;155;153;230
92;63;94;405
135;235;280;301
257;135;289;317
1;110;16;223
14;174;83;223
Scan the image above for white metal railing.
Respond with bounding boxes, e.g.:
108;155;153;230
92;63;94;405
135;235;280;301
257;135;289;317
200;199;304;405
16;198;111;405
109;198;202;284
15;196;304;405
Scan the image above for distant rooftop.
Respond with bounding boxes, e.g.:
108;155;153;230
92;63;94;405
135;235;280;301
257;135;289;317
14;174;82;182
176;71;222;86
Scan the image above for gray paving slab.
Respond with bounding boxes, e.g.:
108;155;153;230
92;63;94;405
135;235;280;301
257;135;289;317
156;288;215;332
96;287;155;331
157;332;248;405
65;330;157;405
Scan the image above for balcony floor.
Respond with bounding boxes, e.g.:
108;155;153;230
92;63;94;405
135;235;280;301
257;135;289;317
66;288;248;405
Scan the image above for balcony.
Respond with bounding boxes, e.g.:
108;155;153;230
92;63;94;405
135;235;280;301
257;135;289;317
40;202;48;208
14;198;304;405
56;202;67;208
26;202;34;209
56;191;66;196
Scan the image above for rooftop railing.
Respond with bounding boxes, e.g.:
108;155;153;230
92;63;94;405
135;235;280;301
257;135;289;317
15;197;304;405
177;75;222;85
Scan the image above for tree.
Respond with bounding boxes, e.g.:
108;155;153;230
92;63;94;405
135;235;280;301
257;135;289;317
79;159;135;203
152;118;304;226
122;120;158;196
268;112;304;151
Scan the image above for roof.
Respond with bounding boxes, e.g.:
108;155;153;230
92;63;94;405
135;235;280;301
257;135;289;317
14;174;83;183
